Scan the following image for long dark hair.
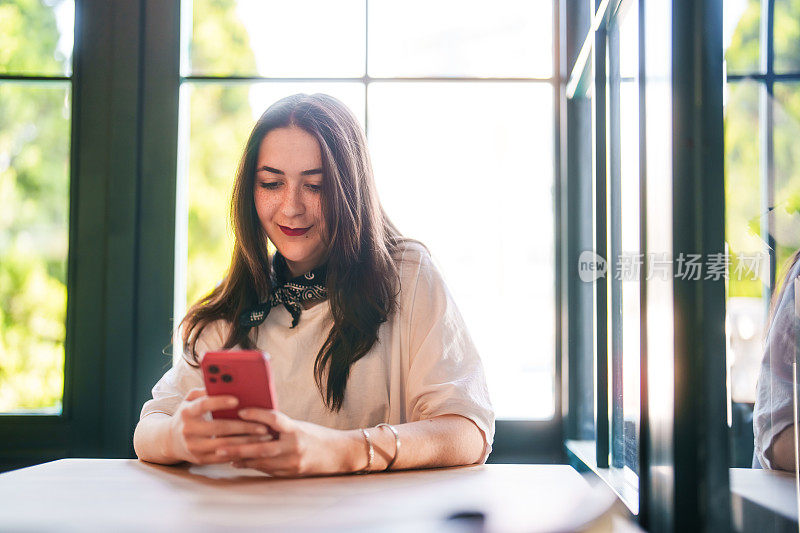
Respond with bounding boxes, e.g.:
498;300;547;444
180;93;403;411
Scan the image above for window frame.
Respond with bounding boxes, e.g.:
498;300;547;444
177;1;566;461
0;0;180;471
0;80;73;465
0;0;565;469
561;0;732;529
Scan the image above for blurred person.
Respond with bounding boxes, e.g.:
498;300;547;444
754;249;800;470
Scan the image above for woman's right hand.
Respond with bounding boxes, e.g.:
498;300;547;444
169;387;271;465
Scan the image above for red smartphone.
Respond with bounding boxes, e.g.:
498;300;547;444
200;350;280;439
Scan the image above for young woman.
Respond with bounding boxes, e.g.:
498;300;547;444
754;249;800;471
132;93;494;476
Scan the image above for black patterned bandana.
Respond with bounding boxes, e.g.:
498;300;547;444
240;253;328;329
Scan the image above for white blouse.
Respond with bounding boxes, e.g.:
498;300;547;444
140;241;495;463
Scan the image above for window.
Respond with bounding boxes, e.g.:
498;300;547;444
176;0;559;422
608;0;641;480
562;0;732;528
563;0;643;511
0;0;74;414
722;1;800;528
0;0;560;472
0;0;185;471
724;0;800;468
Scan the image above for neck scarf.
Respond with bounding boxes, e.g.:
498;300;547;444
240;253;328;329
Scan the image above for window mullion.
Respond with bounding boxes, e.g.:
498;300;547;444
593;25;610;469
759;0;776;309
607;20;624;471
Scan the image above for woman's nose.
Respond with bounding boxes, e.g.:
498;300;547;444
280;186;305;217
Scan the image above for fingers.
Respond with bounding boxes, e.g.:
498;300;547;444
189;419;269;438
237;408;293;433
186;395;239;417
189;442;287;468
191;434;274;454
215;438;287;460
184;434;272;465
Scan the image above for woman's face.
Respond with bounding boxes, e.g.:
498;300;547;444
253;126;327;277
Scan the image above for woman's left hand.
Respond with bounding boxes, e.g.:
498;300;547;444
216;408;356;477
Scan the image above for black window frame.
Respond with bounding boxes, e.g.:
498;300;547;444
0;0;181;471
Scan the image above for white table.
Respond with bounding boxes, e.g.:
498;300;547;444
0;459;620;532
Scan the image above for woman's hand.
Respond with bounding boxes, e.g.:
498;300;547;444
216;408;359;477
168;387;273;465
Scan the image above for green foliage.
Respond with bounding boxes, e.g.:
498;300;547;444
185;1;258;306
775;0;800;72
0;0;259;411
773;82;800;283
726;0;800;74
0;250;65;410
725;0;800;298
725;80;762;298
0;0;71;411
725;0;760;73
189;0;258;76
0;0;68;75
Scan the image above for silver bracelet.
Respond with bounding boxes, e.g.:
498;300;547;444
376;423;400;471
356;428;374;474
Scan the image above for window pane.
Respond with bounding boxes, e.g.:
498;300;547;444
0;82;71;413
368;82;555;419
774;0;800;73
185;0;365;77
723;80;762;452
725;81;763;301
368;0;552;78
724;0;760;75
643;0;675;458
774;83;800;280
0;0;74;76
575;88;595;440
178;82;365;312
618;0;641;478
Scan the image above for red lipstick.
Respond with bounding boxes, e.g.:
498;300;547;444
279;225;310;236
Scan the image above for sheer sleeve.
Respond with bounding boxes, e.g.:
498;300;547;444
402;245;495;463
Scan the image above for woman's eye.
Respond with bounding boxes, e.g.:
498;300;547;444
259;182;280;190
306;184;322;192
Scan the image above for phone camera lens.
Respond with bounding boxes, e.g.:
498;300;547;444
208;365;219;374
222;374;233;383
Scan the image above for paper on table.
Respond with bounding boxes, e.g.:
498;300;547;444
187;463;271;479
